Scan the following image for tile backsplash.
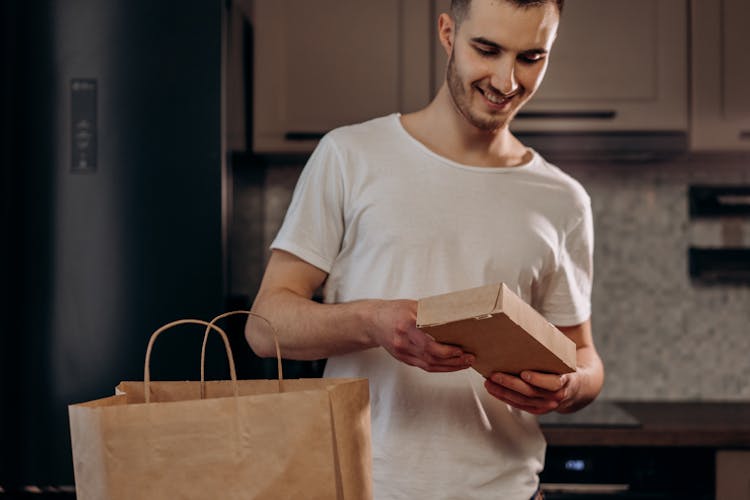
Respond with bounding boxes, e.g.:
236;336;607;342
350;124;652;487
231;152;750;401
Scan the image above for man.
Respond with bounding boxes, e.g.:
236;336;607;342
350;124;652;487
246;0;604;498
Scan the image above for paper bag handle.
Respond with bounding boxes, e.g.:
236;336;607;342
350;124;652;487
200;310;284;397
144;319;238;404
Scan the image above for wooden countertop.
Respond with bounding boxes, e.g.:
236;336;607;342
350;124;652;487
541;401;750;447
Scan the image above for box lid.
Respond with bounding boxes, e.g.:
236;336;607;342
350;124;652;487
416;283;503;327
416;283;576;376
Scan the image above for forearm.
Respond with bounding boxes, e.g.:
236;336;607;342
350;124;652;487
248;287;379;360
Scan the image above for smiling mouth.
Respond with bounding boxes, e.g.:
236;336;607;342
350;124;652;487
476;86;517;106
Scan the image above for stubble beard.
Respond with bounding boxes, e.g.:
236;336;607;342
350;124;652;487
446;51;510;133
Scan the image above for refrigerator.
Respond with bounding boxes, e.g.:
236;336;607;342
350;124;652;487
1;0;228;490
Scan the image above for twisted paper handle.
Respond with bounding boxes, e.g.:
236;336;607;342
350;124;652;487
200;310;284;398
143;319;238;404
143;311;285;403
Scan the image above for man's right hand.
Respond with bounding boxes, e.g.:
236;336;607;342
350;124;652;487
366;299;475;372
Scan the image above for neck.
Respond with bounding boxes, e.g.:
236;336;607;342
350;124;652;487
404;84;529;168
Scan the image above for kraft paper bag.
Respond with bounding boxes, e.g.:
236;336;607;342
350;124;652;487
68;312;372;500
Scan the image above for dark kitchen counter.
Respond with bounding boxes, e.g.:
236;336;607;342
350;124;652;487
540;401;750;447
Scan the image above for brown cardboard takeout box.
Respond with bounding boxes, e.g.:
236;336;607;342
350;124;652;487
416;283;576;377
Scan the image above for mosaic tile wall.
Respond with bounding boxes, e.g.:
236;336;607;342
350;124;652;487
230;153;750;401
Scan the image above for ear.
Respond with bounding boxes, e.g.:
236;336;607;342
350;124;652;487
438;13;455;56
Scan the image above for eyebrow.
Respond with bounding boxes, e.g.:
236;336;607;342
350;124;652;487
469;36;549;55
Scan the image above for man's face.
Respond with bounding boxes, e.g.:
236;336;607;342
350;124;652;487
445;0;559;131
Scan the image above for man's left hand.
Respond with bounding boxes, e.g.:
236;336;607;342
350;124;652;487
483;370;580;415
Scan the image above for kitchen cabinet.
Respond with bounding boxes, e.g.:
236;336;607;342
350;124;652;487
253;0;689;154
252;0;432;153
716;451;750;500
690;0;750;150
432;0;688;133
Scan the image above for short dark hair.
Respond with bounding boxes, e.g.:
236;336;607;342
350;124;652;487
450;0;564;27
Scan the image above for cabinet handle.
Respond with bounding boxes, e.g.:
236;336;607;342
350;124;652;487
285;132;326;141
517;110;617;120
739;131;750;141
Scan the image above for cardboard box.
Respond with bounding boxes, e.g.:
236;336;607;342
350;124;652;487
416;283;576;377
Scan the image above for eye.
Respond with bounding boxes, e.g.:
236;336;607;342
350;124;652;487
474;46;497;57
519;53;546;64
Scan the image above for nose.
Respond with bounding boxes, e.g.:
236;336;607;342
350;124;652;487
490;57;518;96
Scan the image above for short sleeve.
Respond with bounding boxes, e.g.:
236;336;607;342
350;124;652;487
538;198;594;326
270;135;345;273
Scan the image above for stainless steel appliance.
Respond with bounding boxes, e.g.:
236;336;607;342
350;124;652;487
1;0;224;491
539;402;714;499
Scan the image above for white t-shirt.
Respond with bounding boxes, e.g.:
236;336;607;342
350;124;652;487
271;114;593;500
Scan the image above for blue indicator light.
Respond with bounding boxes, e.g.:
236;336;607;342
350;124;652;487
564;459;586;471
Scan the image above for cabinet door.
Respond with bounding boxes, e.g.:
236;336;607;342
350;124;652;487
253;0;431;153
716;450;750;500
431;0;688;133
691;0;750;150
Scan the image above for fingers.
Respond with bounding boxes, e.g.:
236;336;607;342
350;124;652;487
497;373;564;399
483;379;558;414
405;328;464;358
400;354;473;373
520;371;568;392
372;299;474;372
391;344;471;372
393;327;474;372
484;372;569;414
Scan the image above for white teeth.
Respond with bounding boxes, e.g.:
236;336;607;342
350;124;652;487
485;92;506;104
